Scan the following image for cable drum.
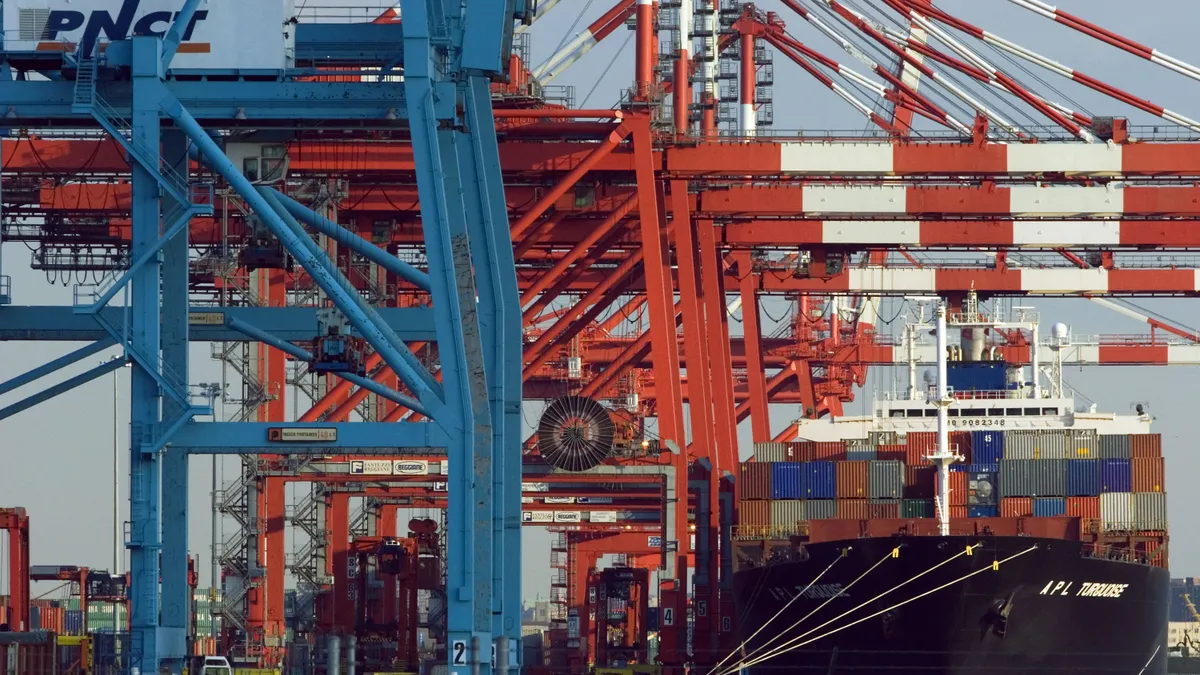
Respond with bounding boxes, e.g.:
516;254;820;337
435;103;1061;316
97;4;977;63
536;395;616;472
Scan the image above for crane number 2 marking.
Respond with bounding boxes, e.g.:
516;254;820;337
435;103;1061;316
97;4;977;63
452;640;468;665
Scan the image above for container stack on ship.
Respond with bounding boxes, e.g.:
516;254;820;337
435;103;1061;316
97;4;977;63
731;296;1170;675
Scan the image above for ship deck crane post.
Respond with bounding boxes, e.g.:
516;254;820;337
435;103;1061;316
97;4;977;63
0;1;532;673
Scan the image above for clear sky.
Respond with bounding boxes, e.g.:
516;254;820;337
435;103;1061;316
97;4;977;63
2;0;1200;609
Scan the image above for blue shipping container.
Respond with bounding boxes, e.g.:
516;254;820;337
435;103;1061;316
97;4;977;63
771;462;805;499
64;609;83;636
972;431;1005;464
846;448;877;461
29;606;39;631
1033;498;1067;517
805;462;836;498
968;505;999;518
1066;459;1101;496
1100;458;1133;493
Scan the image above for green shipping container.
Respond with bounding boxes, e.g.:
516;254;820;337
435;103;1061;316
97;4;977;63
901;499;935;518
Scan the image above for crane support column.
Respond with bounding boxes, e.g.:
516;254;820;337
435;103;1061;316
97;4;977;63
128;37;165;675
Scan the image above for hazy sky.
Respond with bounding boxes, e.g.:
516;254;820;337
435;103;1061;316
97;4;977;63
3;0;1200;609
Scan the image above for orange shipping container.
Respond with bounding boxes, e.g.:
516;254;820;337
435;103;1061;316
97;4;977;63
950;431;973;463
1066;496;1100;518
904;466;935;499
938;470;969;506
878;444;907;462
836;499;870;520
740;463;772;500
906;433;936;465
949;506;968;519
1132;457;1166;492
1131;434;1162;458
737;500;770;536
814;441;847;461
1001;497;1034;518
836;461;870;498
789;441;816;462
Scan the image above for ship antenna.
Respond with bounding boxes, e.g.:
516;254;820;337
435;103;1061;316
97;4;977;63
930;300;963;536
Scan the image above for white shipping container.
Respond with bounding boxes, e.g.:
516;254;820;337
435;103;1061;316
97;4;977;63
1100;492;1136;531
1134;492;1168;531
752;442;789;462
769;499;806;535
3;0;294;70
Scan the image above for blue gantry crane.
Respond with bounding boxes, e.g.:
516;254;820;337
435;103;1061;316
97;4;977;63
0;1;532;673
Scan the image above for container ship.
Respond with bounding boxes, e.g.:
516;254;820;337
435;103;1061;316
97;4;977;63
730;296;1170;675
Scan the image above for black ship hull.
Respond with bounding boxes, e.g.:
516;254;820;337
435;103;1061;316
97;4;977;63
731;536;1168;675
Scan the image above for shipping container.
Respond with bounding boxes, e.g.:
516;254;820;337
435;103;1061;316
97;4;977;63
771;462;805;500
806;499;837;520
1067;429;1098;458
1000;460;1032;497
868;460;904;498
740;462;773;500
1132;457;1165;493
902;499;934;518
1065;496;1100;519
972;430;1005;464
814;441;847;461
968;472;998;505
1135;492;1168;531
904;466;935;499
847;439;877;461
1031;459;1067;497
1004;431;1039;460
751;442;788;462
1131;434;1163;458
790;441;816;462
939;470;968;506
1099;434;1132;459
836;498;870;520
1033;498;1067;517
835;461;870;499
737;500;770;536
1100;459;1133;493
968;505;999;518
877;444;907;462
1066;459;1101;496
1100;492;1135;531
869;499;901;519
1001;497;1034;518
949;505;968;519
869;430;899;445
906;432;934;465
846;446;877;461
950;431;973;463
805;462;837;499
769;500;806;533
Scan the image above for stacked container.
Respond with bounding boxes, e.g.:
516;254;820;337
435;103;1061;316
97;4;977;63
737;432;1166;544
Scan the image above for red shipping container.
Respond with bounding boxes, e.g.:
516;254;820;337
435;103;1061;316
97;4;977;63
740;462;772;500
869;500;900;519
1132;457;1166;492
814;441;847;461
904;466;935;499
836;499;870;519
835;461;870;498
789;441;816;462
1131;434;1162;458
878;444;907;462
906;440;930;466
939;470;969;506
949;506;968;519
738;500;770;536
1001;497;1034;518
1066;496;1100;518
950;431;973;463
